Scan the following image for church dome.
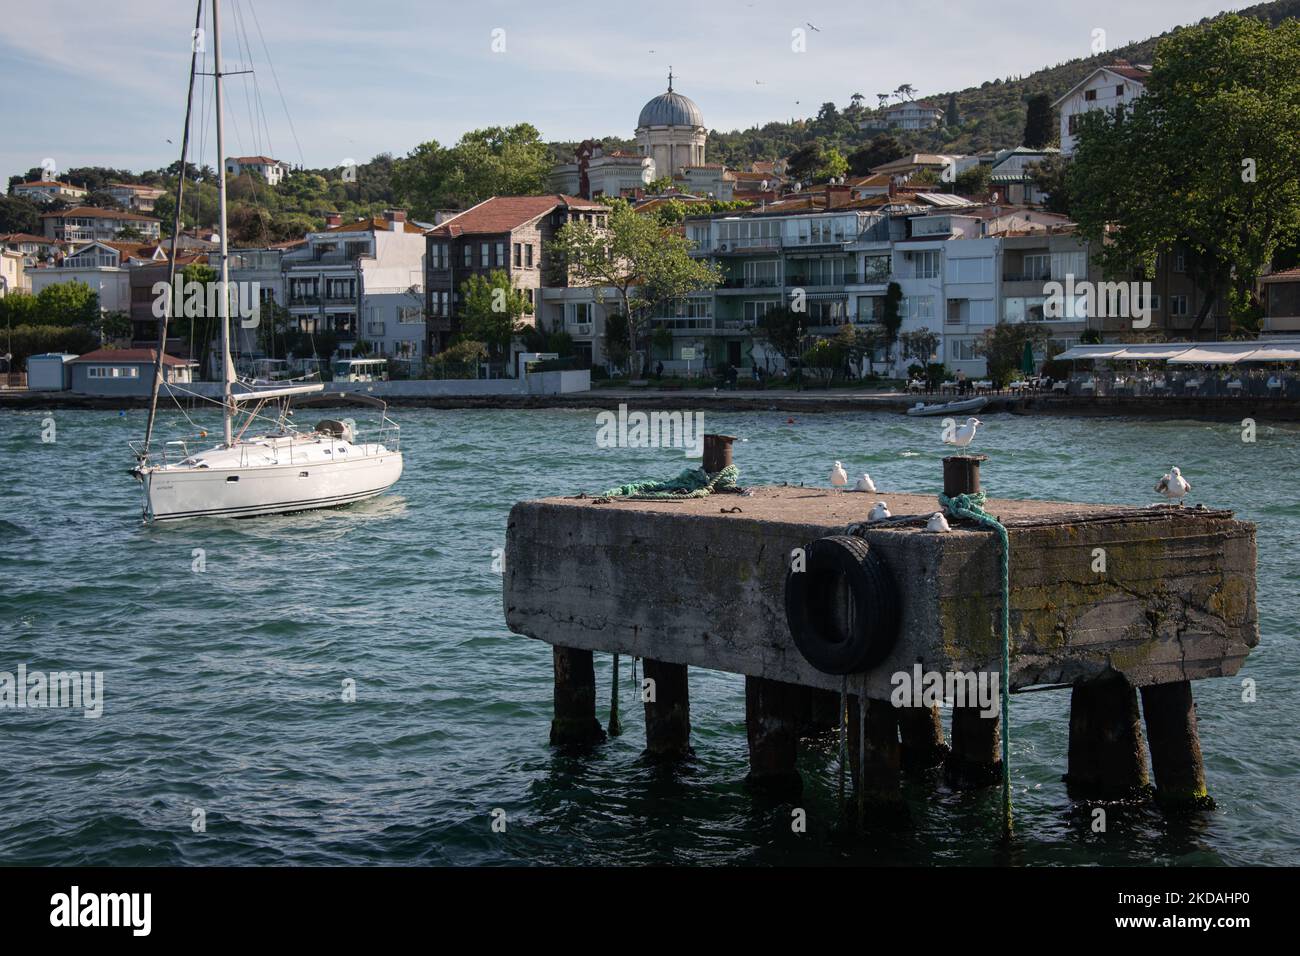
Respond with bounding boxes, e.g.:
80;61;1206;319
637;85;703;129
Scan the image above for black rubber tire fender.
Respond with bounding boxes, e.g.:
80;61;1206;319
784;535;901;674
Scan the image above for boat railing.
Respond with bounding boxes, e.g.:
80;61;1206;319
130;438;197;469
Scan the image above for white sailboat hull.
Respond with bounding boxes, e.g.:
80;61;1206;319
141;443;403;521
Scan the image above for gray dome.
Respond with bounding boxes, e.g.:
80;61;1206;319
637;90;704;129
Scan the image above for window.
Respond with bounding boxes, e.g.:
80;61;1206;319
1170;294;1189;316
949;339;978;361
744;300;779;323
1116;84;1125;96
914;250;939;279
947;300;963;325
463;245;472;267
513;243;522;267
1085;89;1097;102
1068;114;1080;135
744;260;780;287
87;365;139;379
914;295;934;321
480;243;490;268
1022;254;1051;280
525;245;534;268
1174;252;1186;273
496;242;506;267
430;244;447;269
808;299;848;325
1051;251;1086;280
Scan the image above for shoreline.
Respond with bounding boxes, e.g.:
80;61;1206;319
1;388;1295;421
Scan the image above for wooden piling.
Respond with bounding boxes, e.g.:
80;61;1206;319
744;676;802;795
1140;681;1214;810
1065;677;1149;799
946;705;1002;788
549;645;606;747
897;704;949;771
848;697;902;810
800;686;842;738
642;658;691;759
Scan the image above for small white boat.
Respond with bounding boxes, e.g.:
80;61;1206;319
905;396;988;417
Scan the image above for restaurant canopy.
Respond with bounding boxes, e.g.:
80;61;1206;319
1053;341;1300;363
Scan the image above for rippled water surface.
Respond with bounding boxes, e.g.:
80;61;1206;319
0;405;1296;865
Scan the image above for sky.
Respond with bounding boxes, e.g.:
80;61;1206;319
0;0;1264;181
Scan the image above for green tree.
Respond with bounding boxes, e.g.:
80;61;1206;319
975;321;1049;386
954;164;991;197
1023;93;1054;148
847;135;904;176
36;280;99;327
460;269;531;370
753;305;803;376
946;92;961;128
602;313;630;374
1027;156;1071;216
393;124;552;216
1068;14;1300;334
0;195;40;233
818;147;849;182
880;281;904;369
551;200;720;375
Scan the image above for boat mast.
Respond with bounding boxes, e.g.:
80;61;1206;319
212;0;234;446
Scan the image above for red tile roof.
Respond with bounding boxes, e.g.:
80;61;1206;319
73;348;192;366
322;216;425;235
40;206;160;222
229;156;283;165
16;180;85;190
427;195;608;237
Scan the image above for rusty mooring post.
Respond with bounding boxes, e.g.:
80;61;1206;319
1140;681;1214;810
642;658;691;759
550;646;606;747
941;452;1002;787
702;433;736;473
1065;677;1149;799
744;676;802;795
942;453;988;497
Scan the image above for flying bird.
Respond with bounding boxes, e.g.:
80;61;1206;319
926;512;951;533
1154;466;1191;505
869;501;891;522
855;473;876;493
944;417;983;448
806;22;821;31
830;460;848;490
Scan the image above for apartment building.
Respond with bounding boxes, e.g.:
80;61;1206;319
106;183;166;212
1262;268;1300;336
424;194;609;356
12;180;87;204
860;102;945;132
281;210;426;362
40;206;162;243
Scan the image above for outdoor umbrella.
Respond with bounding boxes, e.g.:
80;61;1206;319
1021;340;1035;377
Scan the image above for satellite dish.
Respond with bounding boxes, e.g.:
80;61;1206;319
761;179;769;191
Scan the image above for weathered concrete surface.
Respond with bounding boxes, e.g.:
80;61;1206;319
504;486;1257;698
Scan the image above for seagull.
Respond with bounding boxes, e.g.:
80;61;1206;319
926;512;951;533
830;460;848;490
869;501;891;522
855;473;876;493
1154;466;1191;505
806;22;821;31
945;417;983;448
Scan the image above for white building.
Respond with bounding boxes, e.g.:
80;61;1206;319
1053;62;1150;156
106;183;166;212
281;210;426;363
12;180;87;204
26;239;158;314
40;206;162;243
860;102;945;132
224;155;290;185
1;249;26;297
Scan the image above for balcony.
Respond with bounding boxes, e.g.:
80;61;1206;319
567;322;593;336
324;293;357;306
288;295;321;308
718;276;781;291
652;316;715;331
1003;271;1052;283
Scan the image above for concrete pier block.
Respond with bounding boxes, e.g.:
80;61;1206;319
642;658;691;759
550;645;606;747
946;705;1001;789
1140;681;1214;811
744;676;802;796
897;704;949;771
1065;677;1149;799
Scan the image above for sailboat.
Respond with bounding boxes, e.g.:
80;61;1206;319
130;0;402;522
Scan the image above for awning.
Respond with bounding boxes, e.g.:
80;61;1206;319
1053;345;1129;360
1240;344;1300;362
1111;345;1199;361
1167;344;1260;364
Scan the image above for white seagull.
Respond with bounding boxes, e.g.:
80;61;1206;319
868;501;891;522
926;512;951;533
945;417;983;448
855;473;876;493
830;460;848;490
1154;466;1192;505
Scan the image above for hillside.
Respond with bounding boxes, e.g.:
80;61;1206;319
702;0;1300;168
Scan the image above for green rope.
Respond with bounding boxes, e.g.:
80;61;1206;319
602;464;740;500
939;490;1013;840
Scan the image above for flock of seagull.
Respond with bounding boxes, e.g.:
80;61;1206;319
824;416;1194;533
